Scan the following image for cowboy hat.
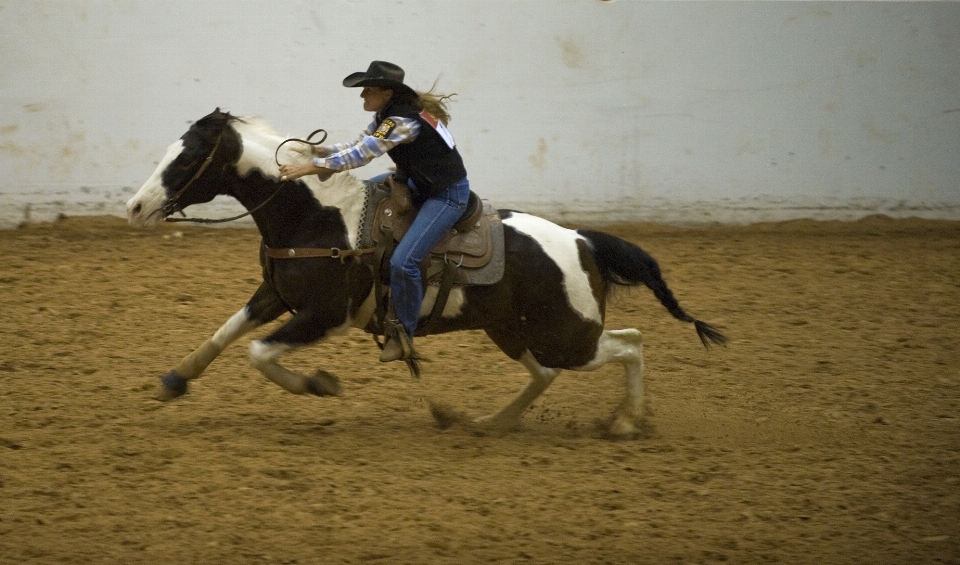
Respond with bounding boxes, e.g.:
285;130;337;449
342;61;417;99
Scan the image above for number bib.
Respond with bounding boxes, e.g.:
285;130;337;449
419;111;456;149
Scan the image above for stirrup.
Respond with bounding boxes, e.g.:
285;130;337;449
379;320;421;378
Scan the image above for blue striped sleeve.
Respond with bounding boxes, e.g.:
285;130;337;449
314;117;420;171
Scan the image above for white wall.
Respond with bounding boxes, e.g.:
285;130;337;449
2;0;958;228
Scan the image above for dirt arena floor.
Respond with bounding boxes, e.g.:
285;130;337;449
0;214;957;565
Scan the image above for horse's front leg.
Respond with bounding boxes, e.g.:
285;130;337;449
157;283;287;400
246;308;345;397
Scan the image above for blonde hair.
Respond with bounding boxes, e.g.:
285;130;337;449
417;91;456;125
394;79;455;125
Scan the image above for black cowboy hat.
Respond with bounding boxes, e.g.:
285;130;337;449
342;60;417;99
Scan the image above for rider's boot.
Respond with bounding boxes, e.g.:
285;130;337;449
379;330;411;362
380;302;415;363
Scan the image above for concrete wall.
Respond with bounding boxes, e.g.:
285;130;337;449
2;0;959;228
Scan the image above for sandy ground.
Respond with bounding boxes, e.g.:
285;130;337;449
0;214;958;565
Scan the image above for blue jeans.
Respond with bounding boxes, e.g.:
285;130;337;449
387;177;470;337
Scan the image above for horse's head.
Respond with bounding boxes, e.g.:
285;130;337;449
127;108;243;227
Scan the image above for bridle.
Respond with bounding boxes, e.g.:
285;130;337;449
164;127;328;225
163;129;243;224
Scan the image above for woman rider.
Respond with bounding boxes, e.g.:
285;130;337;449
279;61;470;364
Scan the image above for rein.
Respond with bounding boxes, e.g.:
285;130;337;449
274;128;327;167
165;187;287;224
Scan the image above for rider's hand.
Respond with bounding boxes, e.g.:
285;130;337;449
279;162;331;181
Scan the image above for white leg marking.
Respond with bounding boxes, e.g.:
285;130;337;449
576;328;645;436
248;339;340;396
173;308;259;379
248;339;292;366
249;340;313;394
212;309;259;348
503;213;601;323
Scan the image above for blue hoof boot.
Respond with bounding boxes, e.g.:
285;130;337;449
158;371;189;400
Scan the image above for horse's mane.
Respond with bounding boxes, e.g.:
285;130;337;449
233;115;278;137
202;109;364;205
220;111;366;205
209;111;311;166
197;109;280;144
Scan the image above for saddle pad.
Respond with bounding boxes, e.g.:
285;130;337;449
446;210;504;286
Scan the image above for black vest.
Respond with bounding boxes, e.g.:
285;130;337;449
378;99;467;201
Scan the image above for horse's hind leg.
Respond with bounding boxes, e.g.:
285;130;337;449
577;328;645;437
474;351;561;431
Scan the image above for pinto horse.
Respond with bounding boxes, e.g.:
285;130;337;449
126;108;726;437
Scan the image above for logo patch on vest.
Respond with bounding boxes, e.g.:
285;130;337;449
419;111;456;149
373;118;396;139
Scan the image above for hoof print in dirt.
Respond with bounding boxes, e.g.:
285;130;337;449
429;402;471;430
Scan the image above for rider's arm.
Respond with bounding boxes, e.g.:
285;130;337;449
313;124;374;157
312;117;420;172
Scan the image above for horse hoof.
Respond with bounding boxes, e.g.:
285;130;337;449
608;418;640;439
156;371;188;400
606;416;654;440
306;370;341;397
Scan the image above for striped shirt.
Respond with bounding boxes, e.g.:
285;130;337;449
313;116;421;171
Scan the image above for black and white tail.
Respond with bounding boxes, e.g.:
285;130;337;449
578;229;728;348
